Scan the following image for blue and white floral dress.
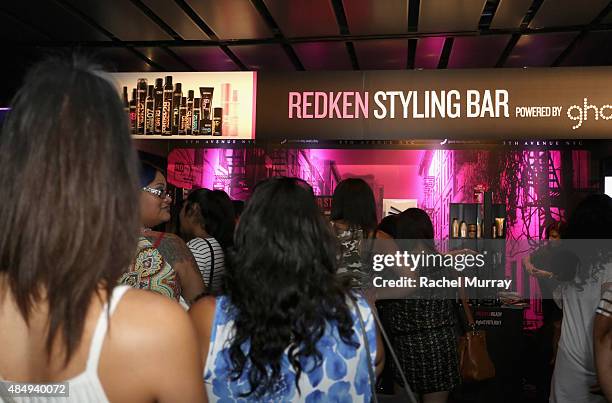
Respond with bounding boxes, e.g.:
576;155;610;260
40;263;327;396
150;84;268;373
204;295;377;402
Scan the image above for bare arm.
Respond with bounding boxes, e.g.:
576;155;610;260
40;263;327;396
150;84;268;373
188;296;217;370
594;285;612;401
153;233;206;304
523;253;554;279
107;290;207;403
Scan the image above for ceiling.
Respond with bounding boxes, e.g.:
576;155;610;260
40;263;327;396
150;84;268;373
3;0;612;102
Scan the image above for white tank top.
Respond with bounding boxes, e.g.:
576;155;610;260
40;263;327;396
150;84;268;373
0;285;131;403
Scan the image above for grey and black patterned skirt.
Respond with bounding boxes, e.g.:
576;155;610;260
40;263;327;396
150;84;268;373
389;326;461;394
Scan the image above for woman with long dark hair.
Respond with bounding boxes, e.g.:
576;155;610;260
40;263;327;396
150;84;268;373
331;178;392;288
189;177;384;401
0;57;205;402
383;208;460;403
180;188;235;295
119;162;206;304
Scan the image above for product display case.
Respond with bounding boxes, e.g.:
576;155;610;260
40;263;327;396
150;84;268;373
449;192;507;303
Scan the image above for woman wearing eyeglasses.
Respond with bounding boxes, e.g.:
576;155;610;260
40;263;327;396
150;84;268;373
119;162;205;305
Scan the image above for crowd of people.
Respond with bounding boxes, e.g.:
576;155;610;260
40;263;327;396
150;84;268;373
0;58;611;403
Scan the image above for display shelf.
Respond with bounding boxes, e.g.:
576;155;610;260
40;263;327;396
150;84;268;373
449;193;507;303
132;135;252;140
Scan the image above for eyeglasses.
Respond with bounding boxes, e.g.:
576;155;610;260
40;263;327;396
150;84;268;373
142;186;172;200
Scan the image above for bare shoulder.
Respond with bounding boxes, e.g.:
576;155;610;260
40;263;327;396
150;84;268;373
110;289;195;347
188;296;217;326
100;289;204;402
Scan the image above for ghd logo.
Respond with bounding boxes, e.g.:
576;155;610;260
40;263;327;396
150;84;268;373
567;98;612;129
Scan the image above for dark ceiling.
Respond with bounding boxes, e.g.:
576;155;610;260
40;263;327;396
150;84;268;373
3;0;612;102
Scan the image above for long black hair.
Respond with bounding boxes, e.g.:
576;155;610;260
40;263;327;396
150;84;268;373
395;208;437;253
331;178;378;235
0;56;140;364
559;194;612;285
225;177;357;397
184;188;235;249
377;214;398;238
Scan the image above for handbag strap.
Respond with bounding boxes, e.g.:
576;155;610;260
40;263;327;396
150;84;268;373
201;238;216;290
351;296;378;403
460;295;476;330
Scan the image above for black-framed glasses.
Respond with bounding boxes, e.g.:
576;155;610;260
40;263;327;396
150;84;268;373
142;186;172;200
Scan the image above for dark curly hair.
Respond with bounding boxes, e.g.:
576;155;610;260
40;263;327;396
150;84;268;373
224;177;357;397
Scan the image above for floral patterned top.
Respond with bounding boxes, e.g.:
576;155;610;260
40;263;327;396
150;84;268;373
118;234;181;301
204;294;377;402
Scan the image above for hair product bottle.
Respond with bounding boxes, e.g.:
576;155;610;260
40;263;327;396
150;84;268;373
451;218;459;238
221;83;230;136
153;78;163;134
122;86;129;115
136;78;147;135
162;76;173;136
179;96;187;135
228;89;239;136
460;220;467;238
145;85;155;135
129;88;137;134
495;217;505;238
192;98;201;135
213;107;223;136
172;83;183;136
199;87;214;135
468;224;477;239
185;90;194;135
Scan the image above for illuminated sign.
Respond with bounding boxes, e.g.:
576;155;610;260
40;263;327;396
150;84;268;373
256;68;612;140
113;72;256;139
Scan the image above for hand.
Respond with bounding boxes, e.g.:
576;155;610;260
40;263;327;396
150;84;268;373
525;263;553;279
531;268;554;279
525;263;536;275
